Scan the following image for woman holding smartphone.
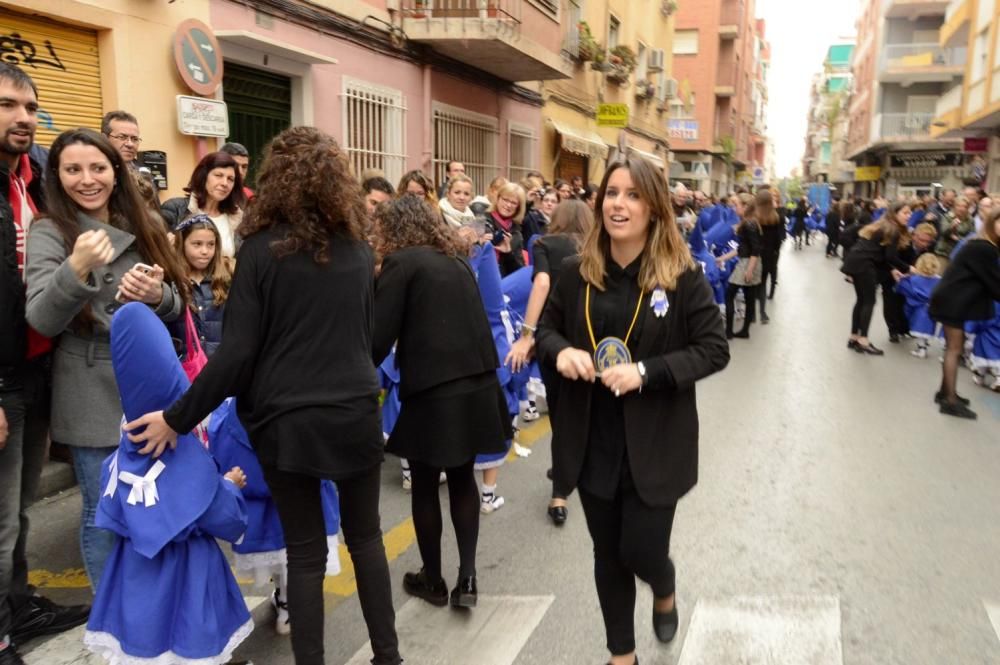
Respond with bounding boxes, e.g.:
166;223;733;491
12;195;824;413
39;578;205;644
25;128;184;590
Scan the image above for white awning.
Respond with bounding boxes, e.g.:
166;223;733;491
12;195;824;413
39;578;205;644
628;147;665;169
550;119;609;160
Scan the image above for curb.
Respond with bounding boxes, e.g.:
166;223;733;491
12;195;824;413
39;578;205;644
37;460;77;499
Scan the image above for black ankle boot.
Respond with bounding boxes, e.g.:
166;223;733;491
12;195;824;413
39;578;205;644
403;569;448;606
450;576;477;608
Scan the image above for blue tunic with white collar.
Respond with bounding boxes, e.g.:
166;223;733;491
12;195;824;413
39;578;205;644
84;303;252;665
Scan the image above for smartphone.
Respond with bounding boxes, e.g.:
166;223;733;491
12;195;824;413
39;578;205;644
115;263;155;302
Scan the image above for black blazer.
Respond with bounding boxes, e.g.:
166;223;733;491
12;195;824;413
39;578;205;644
930;238;1000;323
537;259;730;507
373;246;498;399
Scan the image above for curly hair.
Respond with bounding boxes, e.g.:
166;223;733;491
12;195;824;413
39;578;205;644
239;126;367;262
374;195;462;258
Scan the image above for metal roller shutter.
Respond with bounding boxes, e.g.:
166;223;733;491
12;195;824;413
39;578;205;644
0;9;103;146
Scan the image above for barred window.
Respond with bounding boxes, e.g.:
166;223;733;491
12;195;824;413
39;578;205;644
433;102;500;194
508;123;537;184
341;77;407;186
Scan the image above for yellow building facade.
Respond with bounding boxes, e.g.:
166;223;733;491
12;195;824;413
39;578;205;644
2;0;213;197
540;0;676;186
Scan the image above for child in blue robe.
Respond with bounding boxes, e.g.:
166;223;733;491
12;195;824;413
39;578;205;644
501;265;544;421
969;302;1000;391
469;242;530;513
84;303;252;665
895;254;942;359
689;223;726;306
208;398;342;635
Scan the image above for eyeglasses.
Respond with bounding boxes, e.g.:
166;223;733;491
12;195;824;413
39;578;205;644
108;133;142;145
499;197;520;207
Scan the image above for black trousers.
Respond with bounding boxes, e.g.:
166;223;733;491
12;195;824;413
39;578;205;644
539;362;569;500
826;230;840;257
263;465;400;665
879;273;908;335
850;270;878;337
725;282;756;335
409;458;480;581
758;252;779;315
579;484;677;656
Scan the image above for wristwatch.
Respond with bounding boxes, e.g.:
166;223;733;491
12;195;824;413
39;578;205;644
637;361;648;386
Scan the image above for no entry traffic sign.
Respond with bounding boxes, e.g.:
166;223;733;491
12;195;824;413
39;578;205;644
173;19;223;96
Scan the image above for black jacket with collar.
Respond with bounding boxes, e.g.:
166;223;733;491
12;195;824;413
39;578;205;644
537;259;730;507
0;154;45;371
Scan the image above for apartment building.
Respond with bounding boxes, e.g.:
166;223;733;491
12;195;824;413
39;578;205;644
2;0;573;195
932;0;1000;193
539;0;677;186
802;41;856;196
846;0;965;199
666;0;767;195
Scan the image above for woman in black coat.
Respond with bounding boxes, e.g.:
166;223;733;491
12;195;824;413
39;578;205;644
123;128;401;665
825;201;843;258
537;156;729;665
841;201;913;355
929;209;1000;419
372;196;510;609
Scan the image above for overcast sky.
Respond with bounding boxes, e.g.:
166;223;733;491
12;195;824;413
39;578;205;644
756;0;861;177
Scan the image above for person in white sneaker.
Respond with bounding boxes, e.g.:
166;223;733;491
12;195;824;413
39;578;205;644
893;254;942;361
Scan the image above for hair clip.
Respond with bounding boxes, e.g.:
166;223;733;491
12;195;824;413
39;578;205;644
173;213;215;232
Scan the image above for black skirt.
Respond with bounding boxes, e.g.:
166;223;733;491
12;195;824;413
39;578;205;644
387;371;511;468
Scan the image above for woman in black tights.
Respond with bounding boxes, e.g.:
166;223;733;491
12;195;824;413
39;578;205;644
722;192;763;339
372;196;511;608
841;201;912;355
929;208;1000;419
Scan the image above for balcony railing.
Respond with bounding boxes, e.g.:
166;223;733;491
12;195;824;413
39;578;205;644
879;112;933;139
880;43;960;70
400;0;521;24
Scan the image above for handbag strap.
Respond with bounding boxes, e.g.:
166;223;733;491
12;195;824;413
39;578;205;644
184;308;205;356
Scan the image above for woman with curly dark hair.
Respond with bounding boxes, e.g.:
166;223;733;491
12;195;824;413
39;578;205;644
123;127;402;665
372;196;510;610
397;169;438;208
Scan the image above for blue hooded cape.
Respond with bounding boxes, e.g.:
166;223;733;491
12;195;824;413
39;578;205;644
85;303;251;664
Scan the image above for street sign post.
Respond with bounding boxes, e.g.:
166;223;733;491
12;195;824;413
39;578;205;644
177;96;230;137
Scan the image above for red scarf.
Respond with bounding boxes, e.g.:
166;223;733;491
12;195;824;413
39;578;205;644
8;153;52;359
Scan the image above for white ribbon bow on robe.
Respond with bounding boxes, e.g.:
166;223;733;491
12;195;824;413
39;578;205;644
102;452;120;499
118;460;167;507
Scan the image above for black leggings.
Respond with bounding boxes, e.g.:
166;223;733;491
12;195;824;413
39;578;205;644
939;325;966;404
880;274;908;335
409;458;480;581
579;484;677;656
264;465;400;665
759;253;778;314
540;362;568;500
725;282;756;335
850;270;878;337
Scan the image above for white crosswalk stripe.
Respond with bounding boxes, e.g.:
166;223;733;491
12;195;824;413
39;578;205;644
677;595;843;665
344;595;554;665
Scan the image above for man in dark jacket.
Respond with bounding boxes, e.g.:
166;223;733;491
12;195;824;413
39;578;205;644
0;63;89;665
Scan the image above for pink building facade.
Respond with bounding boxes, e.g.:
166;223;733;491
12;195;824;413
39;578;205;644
209;0;570;192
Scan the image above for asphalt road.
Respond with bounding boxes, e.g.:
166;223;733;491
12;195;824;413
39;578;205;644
21;240;1000;664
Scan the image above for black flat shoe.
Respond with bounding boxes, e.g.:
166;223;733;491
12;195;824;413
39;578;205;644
847;339;860;350
934;391;970;406
11;595;90;645
547;505;567;526
733;330;750;339
857;344;883;355
546;468;553;480
940;401;977;419
653;603;679;643
889;334;900;343
403;569;448;606
450;576;477;608
761;313;770;324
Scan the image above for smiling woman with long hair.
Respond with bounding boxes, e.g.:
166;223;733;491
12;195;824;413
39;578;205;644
25;128;185;589
122;127;401;665
536;155;729;665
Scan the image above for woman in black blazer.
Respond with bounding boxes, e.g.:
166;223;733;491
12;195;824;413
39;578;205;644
124;128;401;665
372;196;510;609
537;156;730;665
929;209;1000;419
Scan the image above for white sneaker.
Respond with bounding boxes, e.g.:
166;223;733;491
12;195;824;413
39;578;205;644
521;402;541;422
990;375;1000;392
513;442;532;457
272;589;291;635
439;471;447;485
402;471;412;492
910;347;928;359
972;371;985;386
480;494;505;514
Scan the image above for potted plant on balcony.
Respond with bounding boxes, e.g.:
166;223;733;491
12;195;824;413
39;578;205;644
576;21;600;62
590;50;612;72
661;0;679;16
606;44;637;85
410;0;429;19
635;79;656;101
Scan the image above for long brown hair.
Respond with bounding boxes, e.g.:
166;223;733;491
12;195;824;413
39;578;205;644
41;128;187;331
374;195;462;258
545;199;593;250
859;201;911;249
184;151;245;215
173;216;233;307
752;189;780;226
982;206;1000;246
239;126;367;263
580;156;695;291
396;170;438;208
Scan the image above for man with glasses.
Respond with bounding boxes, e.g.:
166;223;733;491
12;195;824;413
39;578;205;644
101;110;143;167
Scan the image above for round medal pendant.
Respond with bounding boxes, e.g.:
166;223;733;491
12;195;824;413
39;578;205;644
594;336;632;372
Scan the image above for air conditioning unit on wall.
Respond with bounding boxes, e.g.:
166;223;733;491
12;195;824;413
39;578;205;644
648;49;665;73
657;77;678;101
